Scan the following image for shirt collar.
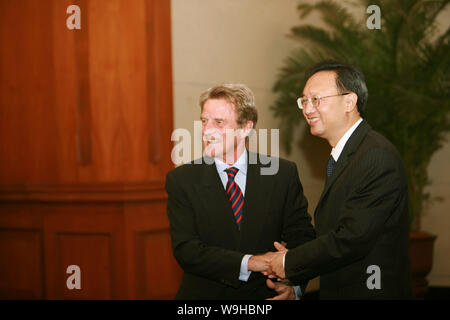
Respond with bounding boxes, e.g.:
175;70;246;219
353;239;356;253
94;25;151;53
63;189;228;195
214;149;248;176
331;118;363;161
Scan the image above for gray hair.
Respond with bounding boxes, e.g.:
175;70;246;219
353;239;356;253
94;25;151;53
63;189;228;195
199;83;258;128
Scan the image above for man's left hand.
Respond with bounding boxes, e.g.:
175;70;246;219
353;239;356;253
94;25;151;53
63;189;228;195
265;279;295;300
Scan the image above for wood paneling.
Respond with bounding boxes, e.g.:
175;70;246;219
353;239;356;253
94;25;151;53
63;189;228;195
0;0;174;184
0;229;44;299
0;0;59;184
43;203;125;299
136;229;183;299
56;232;113;299
124;201;182;299
73;0;92;166
0;182;167;202
0;0;180;299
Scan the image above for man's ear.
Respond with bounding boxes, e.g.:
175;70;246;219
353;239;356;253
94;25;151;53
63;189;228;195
345;92;358;113
239;120;254;139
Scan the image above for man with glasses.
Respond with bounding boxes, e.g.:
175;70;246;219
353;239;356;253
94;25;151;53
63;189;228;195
261;61;413;299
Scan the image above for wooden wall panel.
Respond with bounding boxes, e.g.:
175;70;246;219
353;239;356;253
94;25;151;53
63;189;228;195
0;0;59;184
0;0;179;299
124;201;183;299
136;230;183;299
56;233;113;299
0;204;45;299
52;0;80;182
0;0;174;185
43;203;126;299
0;229;44;299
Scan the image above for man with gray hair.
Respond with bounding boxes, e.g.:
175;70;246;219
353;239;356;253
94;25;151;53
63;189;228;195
165;83;315;299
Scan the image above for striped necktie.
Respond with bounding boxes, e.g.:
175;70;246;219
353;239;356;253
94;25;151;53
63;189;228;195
224;167;244;230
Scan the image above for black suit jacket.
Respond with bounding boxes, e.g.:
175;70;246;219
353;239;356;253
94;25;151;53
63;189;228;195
165;152;315;299
285;120;413;299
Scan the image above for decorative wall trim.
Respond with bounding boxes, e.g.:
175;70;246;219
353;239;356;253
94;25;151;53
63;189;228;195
0;182;167;202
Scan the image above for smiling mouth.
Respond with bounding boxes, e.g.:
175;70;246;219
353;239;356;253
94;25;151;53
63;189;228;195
204;136;222;144
307;117;320;124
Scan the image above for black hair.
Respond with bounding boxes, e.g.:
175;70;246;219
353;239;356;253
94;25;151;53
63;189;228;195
306;60;368;114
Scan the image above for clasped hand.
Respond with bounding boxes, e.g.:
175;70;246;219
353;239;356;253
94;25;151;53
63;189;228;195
248;241;287;280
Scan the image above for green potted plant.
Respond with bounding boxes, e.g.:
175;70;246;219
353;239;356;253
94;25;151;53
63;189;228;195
271;0;449;298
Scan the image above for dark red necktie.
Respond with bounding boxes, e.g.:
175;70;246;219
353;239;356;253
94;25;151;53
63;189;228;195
225;167;244;230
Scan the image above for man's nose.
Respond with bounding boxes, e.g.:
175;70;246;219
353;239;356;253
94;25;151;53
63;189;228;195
202;122;215;135
303;100;315;114
202;120;210;132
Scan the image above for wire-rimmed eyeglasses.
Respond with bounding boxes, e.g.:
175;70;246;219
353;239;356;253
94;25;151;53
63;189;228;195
297;92;350;110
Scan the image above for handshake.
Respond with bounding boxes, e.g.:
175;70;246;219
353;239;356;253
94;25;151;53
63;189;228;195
248;241;288;280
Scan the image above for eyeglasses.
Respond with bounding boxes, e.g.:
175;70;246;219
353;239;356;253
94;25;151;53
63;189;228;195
297;93;350;110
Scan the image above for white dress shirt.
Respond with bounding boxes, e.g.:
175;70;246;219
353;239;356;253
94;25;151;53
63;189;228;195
214;150;247;196
330;118;363;161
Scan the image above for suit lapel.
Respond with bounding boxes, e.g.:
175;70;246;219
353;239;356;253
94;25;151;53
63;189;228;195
196;159;240;244
316;120;371;212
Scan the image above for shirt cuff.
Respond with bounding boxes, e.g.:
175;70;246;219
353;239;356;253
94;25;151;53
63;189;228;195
239;254;252;282
294;285;302;300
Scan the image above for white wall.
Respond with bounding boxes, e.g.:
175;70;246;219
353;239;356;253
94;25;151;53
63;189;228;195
171;0;450;289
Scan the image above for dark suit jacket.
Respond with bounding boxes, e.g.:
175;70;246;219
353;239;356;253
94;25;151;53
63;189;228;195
165;152;315;299
285;120;413;299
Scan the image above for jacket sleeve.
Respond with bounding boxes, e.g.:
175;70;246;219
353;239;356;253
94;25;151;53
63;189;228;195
281;162;316;248
165;170;245;288
280;162;316;293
